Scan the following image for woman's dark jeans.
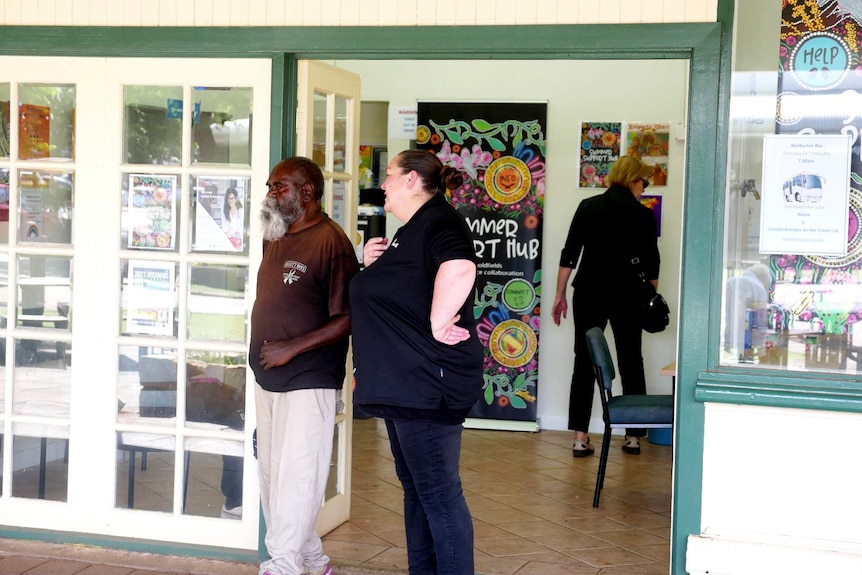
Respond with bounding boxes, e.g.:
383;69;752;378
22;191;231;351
384;418;474;575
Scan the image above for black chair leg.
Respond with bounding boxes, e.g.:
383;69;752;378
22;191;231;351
593;426;613;507
127;450;136;508
181;451;191;514
38;437;47;499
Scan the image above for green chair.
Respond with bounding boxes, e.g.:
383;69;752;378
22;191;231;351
585;327;674;507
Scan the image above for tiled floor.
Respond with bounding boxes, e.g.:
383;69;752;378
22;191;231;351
323;418;673;575
3;418;672;575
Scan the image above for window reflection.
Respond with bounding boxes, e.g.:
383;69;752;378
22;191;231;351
192;87;252;166
188;264;248;342
12;425;68;502
18;84;75;161
722;2;862;373
312;91;327;168
123;85;183;166
1;82;9;159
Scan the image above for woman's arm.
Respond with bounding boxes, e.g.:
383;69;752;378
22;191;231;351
430;259;477;345
552;266;573;326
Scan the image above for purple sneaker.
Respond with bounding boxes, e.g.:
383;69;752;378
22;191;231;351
304;565;333;575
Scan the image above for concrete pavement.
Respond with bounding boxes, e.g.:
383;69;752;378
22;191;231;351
0;539;404;575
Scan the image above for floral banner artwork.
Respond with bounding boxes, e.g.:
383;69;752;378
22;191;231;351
417;102;546;425
773;1;862;336
579;122;621;187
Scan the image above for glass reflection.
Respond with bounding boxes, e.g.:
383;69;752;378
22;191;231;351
190;176;250;254
0;168;9;245
16;255;72;333
333;96;347;172
192;87;252;166
183;437;243;519
325;422;340;501
115;431;176;512
117;345;178;424
722;3;862;373
17;169;73;244
123;85;183;166
313;91;327;168
13;340;71;412
0;255;7;390
188;264;248;342
185;350;246;431
12;425;68;501
1;83;9;159
19;84;75;161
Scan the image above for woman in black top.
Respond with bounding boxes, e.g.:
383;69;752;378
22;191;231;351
552;155;660;457
350;150;482;575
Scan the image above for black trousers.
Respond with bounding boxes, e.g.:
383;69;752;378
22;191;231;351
568;291;646;437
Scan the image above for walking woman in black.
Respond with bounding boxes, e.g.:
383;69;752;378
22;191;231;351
552;154;660;457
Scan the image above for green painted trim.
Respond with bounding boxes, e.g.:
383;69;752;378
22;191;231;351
669;21;725;574
0;527;258;563
0;21;727;574
0;24;716;59
696;370;862;411
268;54;298;164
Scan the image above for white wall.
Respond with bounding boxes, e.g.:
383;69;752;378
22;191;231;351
336;58;687;433
687;403;862;574
0;0;718;26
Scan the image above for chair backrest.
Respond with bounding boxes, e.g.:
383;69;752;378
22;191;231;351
585;327;615;394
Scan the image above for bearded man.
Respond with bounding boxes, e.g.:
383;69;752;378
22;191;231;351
250;156;359;575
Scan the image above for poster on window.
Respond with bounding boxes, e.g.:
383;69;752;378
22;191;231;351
771;2;862;337
128;174;177;250
417;101;547;430
579;122;621;188
192;176;247;252
760;134;851;256
18;103;50;160
127;260;175;336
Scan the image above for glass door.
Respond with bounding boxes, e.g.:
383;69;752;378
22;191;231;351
0;56;271;552
296;59;360;533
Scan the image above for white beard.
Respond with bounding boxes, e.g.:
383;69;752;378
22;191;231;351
259;198;288;241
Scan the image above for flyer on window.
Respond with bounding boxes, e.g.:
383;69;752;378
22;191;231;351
760;134;851;255
126;260;175;336
192;176;247;252
128;174;177;250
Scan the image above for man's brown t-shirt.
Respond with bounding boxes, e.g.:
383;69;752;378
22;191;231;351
250;215;359;392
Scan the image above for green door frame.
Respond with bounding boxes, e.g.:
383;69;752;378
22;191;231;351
0;22;728;573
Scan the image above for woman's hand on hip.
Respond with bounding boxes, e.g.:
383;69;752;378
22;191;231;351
363;237;388;266
431;314;470;345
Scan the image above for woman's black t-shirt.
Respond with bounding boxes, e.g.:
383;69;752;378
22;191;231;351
350;194;483;422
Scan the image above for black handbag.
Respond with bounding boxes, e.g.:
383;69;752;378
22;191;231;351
630;257;670;333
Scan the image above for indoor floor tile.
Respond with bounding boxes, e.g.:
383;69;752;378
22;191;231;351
321;418;673;574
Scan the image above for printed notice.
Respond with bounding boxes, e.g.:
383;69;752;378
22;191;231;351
760;134;851;255
127;260;176;336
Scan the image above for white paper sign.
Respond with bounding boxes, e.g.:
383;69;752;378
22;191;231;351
760;134;851;255
388;105;418;139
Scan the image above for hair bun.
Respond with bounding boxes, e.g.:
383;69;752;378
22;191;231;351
440;165;464;191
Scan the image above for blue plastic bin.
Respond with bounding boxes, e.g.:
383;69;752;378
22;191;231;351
648;428;673;445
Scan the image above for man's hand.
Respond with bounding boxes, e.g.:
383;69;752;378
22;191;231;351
259;339;300;370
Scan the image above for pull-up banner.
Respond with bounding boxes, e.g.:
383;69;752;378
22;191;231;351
417;102;547;430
